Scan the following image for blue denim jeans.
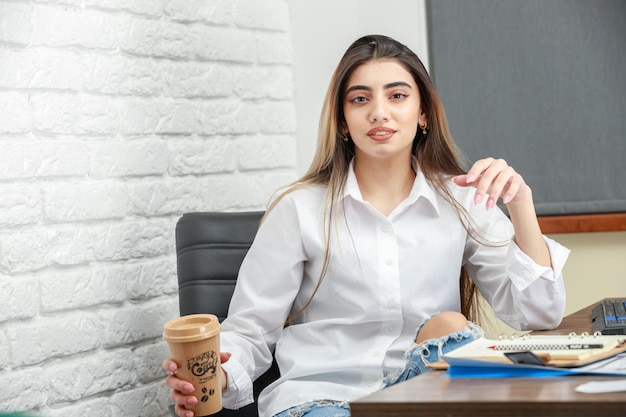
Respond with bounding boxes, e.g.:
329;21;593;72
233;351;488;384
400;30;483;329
272;400;351;417
272;323;483;417
384;320;483;385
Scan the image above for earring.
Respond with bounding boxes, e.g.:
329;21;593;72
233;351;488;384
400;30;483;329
339;132;350;142
419;121;428;135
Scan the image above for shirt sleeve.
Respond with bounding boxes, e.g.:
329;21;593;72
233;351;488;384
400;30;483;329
463;204;570;331
221;358;254;409
217;195;307;405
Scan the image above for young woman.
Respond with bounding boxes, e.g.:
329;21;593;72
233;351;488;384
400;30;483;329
164;34;569;417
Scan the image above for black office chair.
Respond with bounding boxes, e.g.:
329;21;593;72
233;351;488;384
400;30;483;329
169;211;280;417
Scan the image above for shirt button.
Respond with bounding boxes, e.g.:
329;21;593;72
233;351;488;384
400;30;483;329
388;324;397;333
385;259;393;266
381;224;390;233
372;349;381;357
387;300;396;308
367;381;375;387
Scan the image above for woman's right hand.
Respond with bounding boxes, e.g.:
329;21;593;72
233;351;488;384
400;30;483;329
163;352;231;417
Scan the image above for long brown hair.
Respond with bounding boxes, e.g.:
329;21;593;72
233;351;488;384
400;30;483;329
267;35;479;322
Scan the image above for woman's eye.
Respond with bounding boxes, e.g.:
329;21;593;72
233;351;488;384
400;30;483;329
350;96;368;103
391;93;407;100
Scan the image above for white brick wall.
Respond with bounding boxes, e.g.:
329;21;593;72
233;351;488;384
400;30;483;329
0;0;298;415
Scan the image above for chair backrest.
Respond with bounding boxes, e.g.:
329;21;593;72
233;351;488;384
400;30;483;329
176;211;264;319
175;211;278;417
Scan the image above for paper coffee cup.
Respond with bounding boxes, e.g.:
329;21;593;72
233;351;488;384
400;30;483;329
163;314;222;416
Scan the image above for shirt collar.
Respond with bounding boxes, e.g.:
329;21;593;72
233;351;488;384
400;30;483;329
342;157;441;215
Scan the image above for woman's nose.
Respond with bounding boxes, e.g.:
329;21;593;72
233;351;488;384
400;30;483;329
370;99;389;123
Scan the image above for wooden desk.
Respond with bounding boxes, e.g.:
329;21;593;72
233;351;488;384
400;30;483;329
350;299;626;417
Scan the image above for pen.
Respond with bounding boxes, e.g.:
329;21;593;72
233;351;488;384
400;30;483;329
488;343;604;351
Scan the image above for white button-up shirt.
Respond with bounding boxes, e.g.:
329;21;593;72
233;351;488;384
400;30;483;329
220;165;569;417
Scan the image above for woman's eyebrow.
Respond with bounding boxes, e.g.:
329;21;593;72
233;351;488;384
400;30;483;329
384;81;413;90
345;81;413;95
345;85;371;94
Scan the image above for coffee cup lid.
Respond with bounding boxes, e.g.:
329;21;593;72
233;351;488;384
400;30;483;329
163;314;221;343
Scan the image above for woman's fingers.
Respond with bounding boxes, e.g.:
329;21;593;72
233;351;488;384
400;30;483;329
165;353;232;416
175;404;195;417
162;359;178;373
166;373;195;393
164;359;197;417
168;376;197;417
454;158;529;208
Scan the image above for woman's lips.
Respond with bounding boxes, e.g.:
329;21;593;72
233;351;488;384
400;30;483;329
367;127;396;141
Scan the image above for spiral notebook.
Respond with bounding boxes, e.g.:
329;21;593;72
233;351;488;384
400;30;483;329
434;334;626;369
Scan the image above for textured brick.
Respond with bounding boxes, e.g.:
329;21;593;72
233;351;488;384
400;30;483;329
233;65;294;100
0;49;85;90
0;220;173;273
257;32;293;65
110;381;171;417
168;137;236;175
0;184;41;227
161;61;233;98
0;140;88;179
33;0;83;5
33;140;89;177
84;0;163;17
94;219;175;262
0;49;21;88
0;278;39;323
0;227;97;273
88;138;168;177
190;26;257;63
0;1;298;416
31;93;118;135
178;99;240;135
99;299;178;348
118;98;240;135
133;341;171;383
0;3;33;45
0;92;31;133
44;398;113;417
43;181;129;222
0;141;26;179
7;314;101;366
0;50;21;88
122;18;193;59
234;0;290;32
235;100;297;134
45;349;137;403
129;178;203;216
31;6;128;50
0;331;8;369
84;54;161;96
164;0;235;24
116;98;162;134
125;257;178;300
0;367;48;412
40;266;129;312
199;171;298;211
237;134;298;171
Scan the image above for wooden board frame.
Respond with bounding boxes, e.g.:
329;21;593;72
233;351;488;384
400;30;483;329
538;213;626;234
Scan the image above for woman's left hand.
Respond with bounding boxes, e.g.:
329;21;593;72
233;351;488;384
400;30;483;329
452;157;531;209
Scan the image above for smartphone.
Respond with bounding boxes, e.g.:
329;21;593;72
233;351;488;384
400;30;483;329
503;351;548;366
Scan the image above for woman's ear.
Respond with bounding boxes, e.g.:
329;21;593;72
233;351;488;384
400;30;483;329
418;110;427;127
338;121;349;135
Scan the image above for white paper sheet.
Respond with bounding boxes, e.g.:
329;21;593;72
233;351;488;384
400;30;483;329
576;379;626;393
576;352;626;373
